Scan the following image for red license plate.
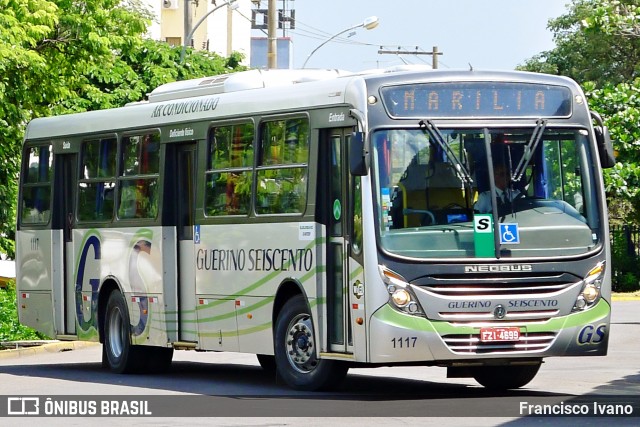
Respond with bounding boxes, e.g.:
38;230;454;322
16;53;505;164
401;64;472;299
480;327;520;342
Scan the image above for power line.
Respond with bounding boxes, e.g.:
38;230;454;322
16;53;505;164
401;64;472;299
378;46;443;69
289;23;377;47
250;3;445;69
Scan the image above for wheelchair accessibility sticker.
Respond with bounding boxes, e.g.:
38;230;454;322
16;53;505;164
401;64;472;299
499;223;520;244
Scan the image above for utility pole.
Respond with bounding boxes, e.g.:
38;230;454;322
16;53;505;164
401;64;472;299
184;0;193;51
226;2;234;56
377;46;443;69
432;46;440;69
267;0;277;69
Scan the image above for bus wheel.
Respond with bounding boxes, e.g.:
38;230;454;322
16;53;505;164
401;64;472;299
274;295;348;391
103;290;138;374
471;363;541;390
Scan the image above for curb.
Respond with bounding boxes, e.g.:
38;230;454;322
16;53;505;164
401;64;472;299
0;340;100;360
612;296;640;301
612;293;640;301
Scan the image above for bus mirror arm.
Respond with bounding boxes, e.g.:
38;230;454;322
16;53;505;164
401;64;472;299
591;111;616;169
349;109;369;176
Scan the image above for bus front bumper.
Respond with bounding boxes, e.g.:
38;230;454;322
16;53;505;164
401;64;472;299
368;299;610;364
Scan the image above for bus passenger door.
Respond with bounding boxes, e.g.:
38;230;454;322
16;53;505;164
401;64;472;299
323;128;357;355
174;143;198;342
55;153;78;336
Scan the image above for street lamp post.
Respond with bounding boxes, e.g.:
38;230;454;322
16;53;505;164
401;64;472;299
180;0;239;62
301;16;379;69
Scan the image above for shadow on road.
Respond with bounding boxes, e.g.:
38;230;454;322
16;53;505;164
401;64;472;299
0;356;586;418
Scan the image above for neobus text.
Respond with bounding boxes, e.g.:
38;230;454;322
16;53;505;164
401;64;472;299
464;264;533;273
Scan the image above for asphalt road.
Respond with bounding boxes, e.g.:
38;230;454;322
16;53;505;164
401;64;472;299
0;300;638;426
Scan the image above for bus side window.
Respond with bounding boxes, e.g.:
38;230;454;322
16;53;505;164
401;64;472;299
78;137;117;222
21;144;53;224
117;133;160;220
119;180;140;219
205;122;254;216
256;118;309;215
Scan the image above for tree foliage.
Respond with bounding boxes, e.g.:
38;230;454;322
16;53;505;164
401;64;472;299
519;0;640;290
584;0;640;38
583;79;640;223
0;0;246;257
518;0;640;87
0;282;45;341
519;0;640;225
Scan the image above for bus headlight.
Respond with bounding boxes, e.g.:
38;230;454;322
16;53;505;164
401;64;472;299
391;289;411;306
379;266;424;316
573;261;605;312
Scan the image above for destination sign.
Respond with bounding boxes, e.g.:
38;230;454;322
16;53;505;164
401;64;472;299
380;82;572;118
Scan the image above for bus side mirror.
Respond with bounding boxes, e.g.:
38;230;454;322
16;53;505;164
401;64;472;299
350;132;368;176
591;111;616;169
595;125;616;169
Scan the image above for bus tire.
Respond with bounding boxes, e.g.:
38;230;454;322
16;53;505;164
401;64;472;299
274;295;348;391
103;290;139;374
471;363;541;390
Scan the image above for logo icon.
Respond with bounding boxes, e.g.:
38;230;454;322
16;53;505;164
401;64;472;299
194;225;201;244
499;223;520;244
333;199;341;221
493;304;507;319
474;214;493;233
8;397;40;415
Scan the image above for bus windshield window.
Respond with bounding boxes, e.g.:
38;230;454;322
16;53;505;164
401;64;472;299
372;128;599;259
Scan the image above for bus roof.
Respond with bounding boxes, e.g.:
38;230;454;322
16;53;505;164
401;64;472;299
23;68;582;141
24;68;361;141
147;68;350;102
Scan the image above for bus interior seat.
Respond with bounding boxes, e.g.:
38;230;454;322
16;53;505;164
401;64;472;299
396;161;473;227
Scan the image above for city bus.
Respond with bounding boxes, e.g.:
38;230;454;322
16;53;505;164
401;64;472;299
16;67;615;391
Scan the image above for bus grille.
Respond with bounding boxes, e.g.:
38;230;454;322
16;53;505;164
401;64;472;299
441;332;557;354
422;281;575;297
437;310;559;324
416;272;581;324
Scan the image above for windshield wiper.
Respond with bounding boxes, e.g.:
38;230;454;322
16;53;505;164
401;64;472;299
511;119;547;182
419;120;473;185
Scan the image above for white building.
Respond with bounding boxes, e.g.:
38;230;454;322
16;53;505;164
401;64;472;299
143;0;253;64
0;259;15;288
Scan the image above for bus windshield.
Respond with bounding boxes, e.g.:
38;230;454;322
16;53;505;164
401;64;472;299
372;126;600;259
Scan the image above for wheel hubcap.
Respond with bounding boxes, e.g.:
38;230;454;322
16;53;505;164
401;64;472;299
108;306;124;358
286;313;317;373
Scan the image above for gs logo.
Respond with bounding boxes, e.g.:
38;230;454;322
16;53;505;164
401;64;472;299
577;324;607;345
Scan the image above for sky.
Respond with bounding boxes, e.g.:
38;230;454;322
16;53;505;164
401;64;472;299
281;0;570;71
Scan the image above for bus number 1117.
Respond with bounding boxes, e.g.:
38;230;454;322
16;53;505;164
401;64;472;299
391;337;418;349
